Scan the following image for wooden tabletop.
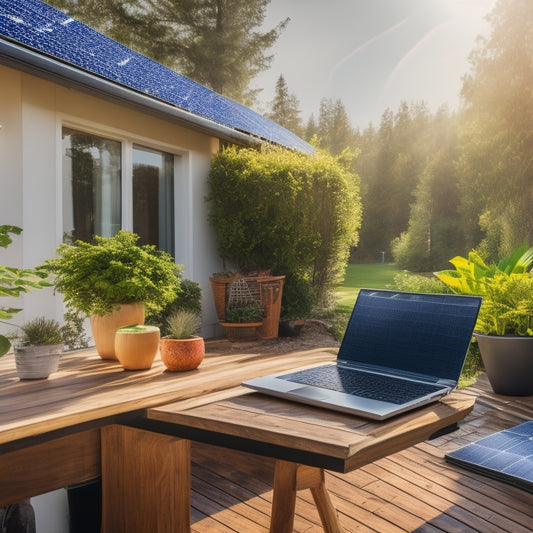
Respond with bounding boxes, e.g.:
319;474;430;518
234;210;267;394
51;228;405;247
147;389;476;473
0;345;338;449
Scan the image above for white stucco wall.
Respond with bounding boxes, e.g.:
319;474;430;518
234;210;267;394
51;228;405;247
0;64;225;339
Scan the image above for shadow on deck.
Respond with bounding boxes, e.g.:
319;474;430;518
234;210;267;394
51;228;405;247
189;373;533;532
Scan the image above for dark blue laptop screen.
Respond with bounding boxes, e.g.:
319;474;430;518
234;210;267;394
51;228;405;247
338;290;482;382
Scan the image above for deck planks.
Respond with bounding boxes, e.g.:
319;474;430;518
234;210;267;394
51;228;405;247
189;374;533;532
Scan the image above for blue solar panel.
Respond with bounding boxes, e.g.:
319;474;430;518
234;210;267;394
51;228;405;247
0;0;313;153
446;421;533;493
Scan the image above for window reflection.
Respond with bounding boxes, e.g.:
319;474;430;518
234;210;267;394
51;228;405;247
133;145;175;256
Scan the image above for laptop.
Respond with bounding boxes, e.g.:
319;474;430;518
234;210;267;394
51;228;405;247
243;289;481;420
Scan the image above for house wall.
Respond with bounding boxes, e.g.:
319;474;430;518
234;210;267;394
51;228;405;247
0;64;225;338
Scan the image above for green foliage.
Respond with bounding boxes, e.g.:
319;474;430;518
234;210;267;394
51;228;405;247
207;145;362;309
61;307;90;350
280;273;315;321
476;276;533;336
393;272;449;294
435;245;533;336
166;310;202;339
1;226;52;356
45;231;180;317
225;304;264;323
267;74;303;137
16;317;64;347
146;278;202;336
434;244;533;296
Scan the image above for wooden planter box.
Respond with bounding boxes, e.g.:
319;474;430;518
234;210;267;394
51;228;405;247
210;274;285;339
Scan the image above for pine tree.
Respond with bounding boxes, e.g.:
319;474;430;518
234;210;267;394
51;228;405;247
267;75;303;136
45;0;287;106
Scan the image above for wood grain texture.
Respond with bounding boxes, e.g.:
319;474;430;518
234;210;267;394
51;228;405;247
149;391;475;473
0;346;337;446
101;425;190;533
0;429;100;505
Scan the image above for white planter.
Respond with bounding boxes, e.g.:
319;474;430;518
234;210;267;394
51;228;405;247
14;344;63;380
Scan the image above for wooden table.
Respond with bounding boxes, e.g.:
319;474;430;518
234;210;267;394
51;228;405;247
0;345;337;531
138;388;475;533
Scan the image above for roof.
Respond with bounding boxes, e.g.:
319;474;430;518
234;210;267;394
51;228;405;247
0;0;314;154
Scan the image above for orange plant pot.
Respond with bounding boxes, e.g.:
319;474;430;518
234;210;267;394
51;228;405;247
90;303;145;360
115;325;160;370
160;336;205;372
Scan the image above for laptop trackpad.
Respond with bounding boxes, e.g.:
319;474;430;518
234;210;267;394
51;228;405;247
290;386;331;401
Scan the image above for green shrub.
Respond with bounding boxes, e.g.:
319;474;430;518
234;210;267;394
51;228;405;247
393;272;449;293
206;145;361;310
146;278;202;336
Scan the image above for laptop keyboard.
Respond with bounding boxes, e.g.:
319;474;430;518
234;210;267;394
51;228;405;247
280;365;444;405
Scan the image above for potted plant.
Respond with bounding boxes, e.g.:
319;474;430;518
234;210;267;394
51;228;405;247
115;325;160;371
12;317;65;380
44;231;180;360
435;245;533;395
160;310;205;371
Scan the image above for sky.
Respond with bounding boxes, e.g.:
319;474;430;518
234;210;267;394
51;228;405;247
253;0;497;130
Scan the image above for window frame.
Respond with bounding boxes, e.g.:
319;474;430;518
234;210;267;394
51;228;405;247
56;116;187;255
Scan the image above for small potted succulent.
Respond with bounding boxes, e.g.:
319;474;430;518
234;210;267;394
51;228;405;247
12;317;65;380
114;324;161;371
160;310;204;371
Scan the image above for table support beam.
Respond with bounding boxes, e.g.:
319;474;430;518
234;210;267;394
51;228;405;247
101;425;190;533
270;460;345;533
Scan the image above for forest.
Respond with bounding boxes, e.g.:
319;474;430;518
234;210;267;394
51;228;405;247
46;0;533;272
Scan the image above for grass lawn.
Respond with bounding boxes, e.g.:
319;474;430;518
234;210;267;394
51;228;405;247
335;263;400;311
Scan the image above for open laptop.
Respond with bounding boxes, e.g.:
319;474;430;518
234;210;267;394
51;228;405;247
243;289;482;420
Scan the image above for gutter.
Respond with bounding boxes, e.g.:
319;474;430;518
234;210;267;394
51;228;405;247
0;37;261;147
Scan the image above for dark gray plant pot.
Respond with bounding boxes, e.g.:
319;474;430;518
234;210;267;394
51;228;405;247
475;333;533;396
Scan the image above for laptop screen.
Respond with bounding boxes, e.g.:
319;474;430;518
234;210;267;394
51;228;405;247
338;290;482;382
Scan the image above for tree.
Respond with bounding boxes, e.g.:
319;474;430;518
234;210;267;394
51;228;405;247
458;0;533;255
317;98;356;155
267;75;303;136
45;0;287;106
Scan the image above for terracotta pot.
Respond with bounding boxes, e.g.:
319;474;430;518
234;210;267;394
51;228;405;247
14;344;63;380
90;303;145;360
160;336;205;371
115;325;160;370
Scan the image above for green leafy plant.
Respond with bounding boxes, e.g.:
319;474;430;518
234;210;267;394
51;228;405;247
435;245;533;336
476;277;533;336
225;304;264;323
15;317;64;347
146;278;202;336
44;230;181;317
434;244;533;296
61;307;89;350
166;310;202;339
1;225;51;356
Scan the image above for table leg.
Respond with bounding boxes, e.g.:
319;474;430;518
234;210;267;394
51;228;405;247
101;425;190;533
270;460;344;533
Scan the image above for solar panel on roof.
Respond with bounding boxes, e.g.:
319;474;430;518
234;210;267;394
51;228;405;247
0;0;313;153
446;421;533;493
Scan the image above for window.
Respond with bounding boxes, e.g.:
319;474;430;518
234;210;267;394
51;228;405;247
62;127;175;256
133;145;175;256
62;127;121;243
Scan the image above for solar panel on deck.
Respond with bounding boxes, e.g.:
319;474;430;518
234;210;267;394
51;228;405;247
446;421;533;493
0;0;313;153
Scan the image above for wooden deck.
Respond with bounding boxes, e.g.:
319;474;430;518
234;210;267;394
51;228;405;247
188;373;533;532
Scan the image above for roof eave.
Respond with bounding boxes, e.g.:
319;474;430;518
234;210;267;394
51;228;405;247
0;37;263;147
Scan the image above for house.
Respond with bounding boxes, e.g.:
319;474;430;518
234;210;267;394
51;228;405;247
0;0;313;339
